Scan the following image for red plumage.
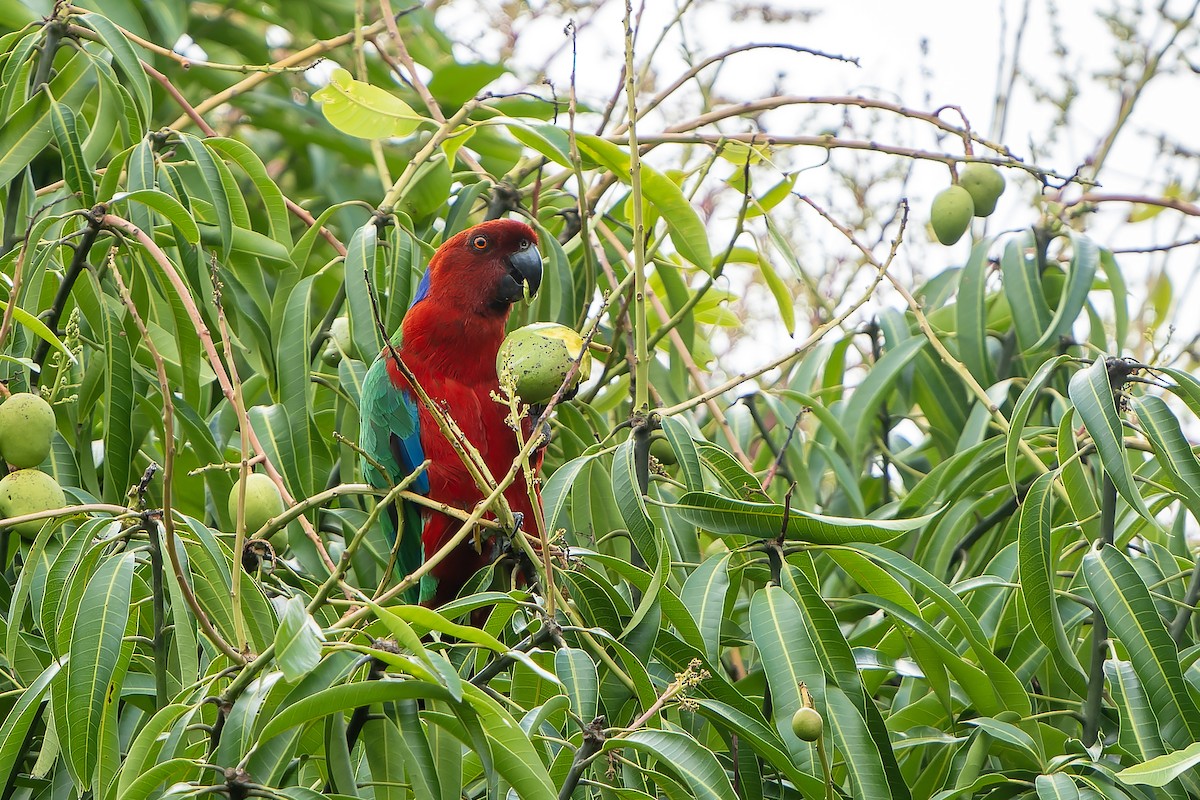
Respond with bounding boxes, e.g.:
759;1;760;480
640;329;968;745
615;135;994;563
387;218;543;607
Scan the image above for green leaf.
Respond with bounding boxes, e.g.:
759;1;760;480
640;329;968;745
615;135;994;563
427;61;506;107
313;68;426;139
843;335;927;455
680;552;730;664
48;98;95;207
1105;660;1167;762
1067;356;1154;522
0;660;62;788
459;684;557;800
608;730;737;800
749;585;823;765
257;681;453;745
199;223;293;264
81;61;120;164
216;675;284;771
323;707;356;794
0;51;94;186
384;605;507;653
1116;739;1200;787
576;134;712;268
78;12;152;128
555;648;598;723
1131;395;1200;521
108;189;201;243
204;137;292;246
689;699;827;797
1157;365;1200;421
1031;232;1098;350
291;200;355;269
662;491;938;544
392;700;442;800
855;544;1031;715
621;533;669;637
276;277;316;497
695;440;768;501
779;568;902;760
1034;773;1081;800
0;299;73;361
180;133;233;259
969;718;1043;766
101;303;135;503
1017;471;1086;693
956;238;994;387
275;597;324;682
1057;409;1099;522
576;551;707;656
114;704;194;799
363;718;407;800
362;598;435;668
113;758;200;800
1081;543;1200;749
825;686;893;800
346;220;385;360
659;415;704;492
0;88;50;185
542;453;598;535
503;120;571;167
63;551;135;790
1005;354;1071;493
753;244;795;334
612;437;659;562
1001;231;1052;351
1098;249;1129;349
747;172;798;218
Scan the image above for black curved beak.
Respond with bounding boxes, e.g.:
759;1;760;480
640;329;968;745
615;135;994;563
505;243;543;300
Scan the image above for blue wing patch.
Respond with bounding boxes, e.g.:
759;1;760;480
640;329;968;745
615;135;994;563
360;354;429;494
410;267;432;309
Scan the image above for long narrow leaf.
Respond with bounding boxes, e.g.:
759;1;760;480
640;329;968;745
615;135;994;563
1081;544;1200;749
661;491;939;544
1067;357;1153;521
63;552;135;789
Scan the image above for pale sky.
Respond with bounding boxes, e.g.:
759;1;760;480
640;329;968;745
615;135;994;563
428;2;1200;369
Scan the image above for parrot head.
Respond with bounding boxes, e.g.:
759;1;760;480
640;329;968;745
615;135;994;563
412;219;542;315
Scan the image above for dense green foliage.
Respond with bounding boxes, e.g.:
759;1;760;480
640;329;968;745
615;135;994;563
0;2;1199;799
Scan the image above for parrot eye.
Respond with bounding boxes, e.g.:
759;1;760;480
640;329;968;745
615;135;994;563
518;239;530;250
472;235;488;250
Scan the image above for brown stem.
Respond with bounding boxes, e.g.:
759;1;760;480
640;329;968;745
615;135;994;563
167;18;392;130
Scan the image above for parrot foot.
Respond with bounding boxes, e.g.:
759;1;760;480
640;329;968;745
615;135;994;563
489;514;539;594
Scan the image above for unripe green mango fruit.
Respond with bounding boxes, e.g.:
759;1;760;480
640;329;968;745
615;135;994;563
791;706;824;742
959;164;1006;217
229;473;285;535
0;468;66;538
931;185;974;245
0;393;55;469
497;323;592;406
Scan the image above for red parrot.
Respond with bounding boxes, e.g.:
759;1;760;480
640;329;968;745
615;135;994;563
359;218;544;607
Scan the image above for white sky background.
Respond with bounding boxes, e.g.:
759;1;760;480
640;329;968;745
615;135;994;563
438;0;1199;375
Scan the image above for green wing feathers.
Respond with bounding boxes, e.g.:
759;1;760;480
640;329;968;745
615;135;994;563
360;355;428;602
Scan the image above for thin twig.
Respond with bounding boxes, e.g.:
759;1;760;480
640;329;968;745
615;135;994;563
1071;192;1200;217
167;18;392;130
620;133;1075;183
